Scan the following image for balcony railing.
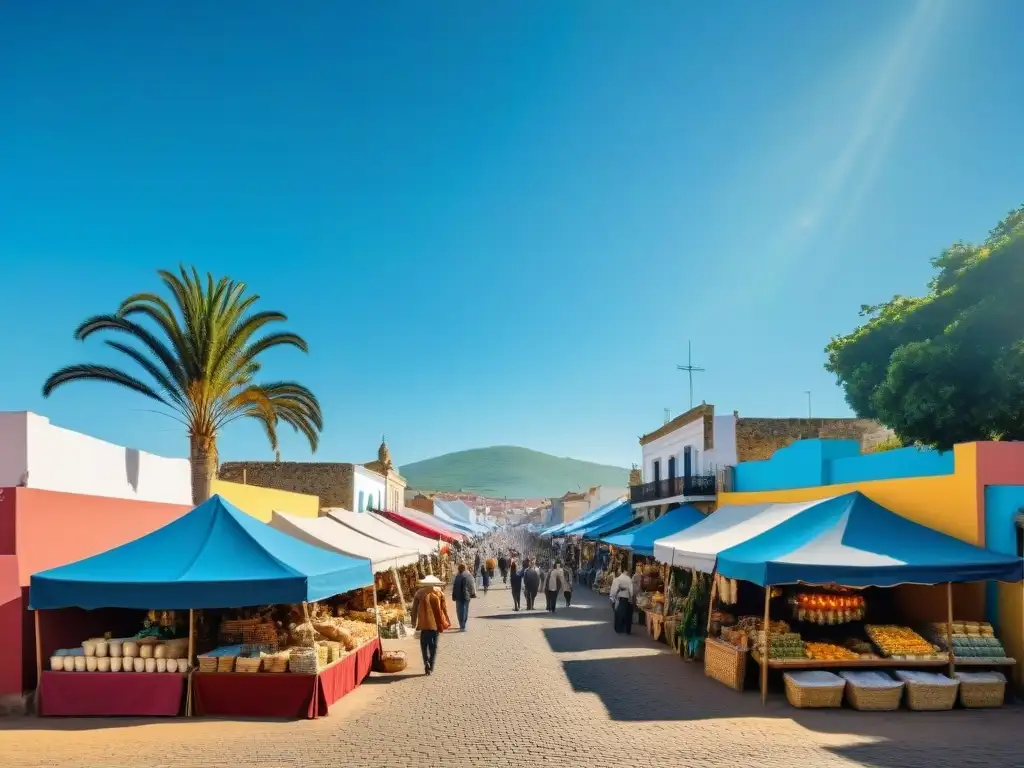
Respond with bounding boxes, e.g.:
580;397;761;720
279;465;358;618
629;474;717;504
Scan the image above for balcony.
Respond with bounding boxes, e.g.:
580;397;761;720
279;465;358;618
629;475;717;505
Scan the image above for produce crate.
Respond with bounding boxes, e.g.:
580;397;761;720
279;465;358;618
704;638;747;691
839;670;904;711
784;671;845;709
955;671;1006;708
893;670;959;711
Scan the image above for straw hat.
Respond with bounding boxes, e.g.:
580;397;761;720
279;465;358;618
418;575;443;587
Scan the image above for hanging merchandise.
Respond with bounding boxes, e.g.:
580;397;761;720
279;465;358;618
678;572;710;660
790;591;865;624
715;573;739;605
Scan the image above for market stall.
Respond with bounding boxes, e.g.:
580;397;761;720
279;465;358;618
653;491;1024;708
329;509;442;557
399;506;471;541
374;508;462;544
30;495;379;719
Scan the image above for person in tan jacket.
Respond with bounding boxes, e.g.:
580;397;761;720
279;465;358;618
410;575;451;675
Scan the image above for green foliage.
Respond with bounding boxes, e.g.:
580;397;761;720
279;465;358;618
43;267;322;499
401;446;629;499
865;435;905;454
825;205;1024;450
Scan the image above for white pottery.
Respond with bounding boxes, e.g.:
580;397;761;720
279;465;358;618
110;657;122;672
156;658;167;672
108;640;122;658
166;659;178;673
49;656;63;671
73;656;86;672
133;657;145;672
82;641;96;657
96;657;110;672
122;641;138;658
94;641;108;658
144;658;156;673
85;656;98;672
139;644;153;659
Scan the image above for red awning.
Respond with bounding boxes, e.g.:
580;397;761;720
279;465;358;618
378;509;462;544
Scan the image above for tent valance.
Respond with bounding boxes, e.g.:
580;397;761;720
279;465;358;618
557;500;624;537
580;502;637;538
395;506;468;539
269;512;419;573
327;509;439;556
30;496;375;610
602;505;704;557
376;508;460;543
653;492;1024;587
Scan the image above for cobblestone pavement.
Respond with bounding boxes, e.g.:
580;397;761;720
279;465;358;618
1;585;1021;767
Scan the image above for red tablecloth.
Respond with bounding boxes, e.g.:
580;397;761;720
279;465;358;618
38;671;186;717
195;639;381;719
317;638;380;716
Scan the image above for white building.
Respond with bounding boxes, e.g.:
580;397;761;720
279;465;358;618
353;465;386;512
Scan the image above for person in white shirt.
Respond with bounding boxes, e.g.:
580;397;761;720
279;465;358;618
609;568;635;634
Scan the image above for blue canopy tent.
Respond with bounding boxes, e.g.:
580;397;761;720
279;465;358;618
555;499;624;537
433;502;488;535
709;492;1024;587
576;501;637;539
602;505;704;557
30;495;375;610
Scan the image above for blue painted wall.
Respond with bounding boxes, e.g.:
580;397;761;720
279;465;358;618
983;485;1024;628
732;439;955;493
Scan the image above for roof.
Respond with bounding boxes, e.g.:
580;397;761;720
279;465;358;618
639;404;713;446
327;509;440;556
601;506;705;557
30;495;374;610
544;499;622;536
577;502;637;539
654;492;1024;587
268;512;418;572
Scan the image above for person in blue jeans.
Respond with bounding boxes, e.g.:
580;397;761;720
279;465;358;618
451;562;476;631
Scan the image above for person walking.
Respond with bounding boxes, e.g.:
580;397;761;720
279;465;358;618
473;552;482;584
609;568;635;634
509;560;523;611
544;560;566;613
481;565;491;594
411;575;452;675
561;562;574;607
451;562;476;631
498;554;509;584
522;559;541;610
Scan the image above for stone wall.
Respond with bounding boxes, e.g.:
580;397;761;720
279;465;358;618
734;418;893;463
217;462;354;510
407;494;434;515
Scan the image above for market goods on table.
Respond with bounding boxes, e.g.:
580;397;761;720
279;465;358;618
804;642;860;661
767;633;806;660
790;591;865;624
924;621;1013;662
866;625;944;660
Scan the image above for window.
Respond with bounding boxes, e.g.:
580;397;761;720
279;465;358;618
683;446;693;477
358;490;365;512
667;456;676;479
653;460;661;483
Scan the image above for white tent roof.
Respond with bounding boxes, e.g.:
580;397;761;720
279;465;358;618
269;511;419;573
327;509;437;557
651;499;828;572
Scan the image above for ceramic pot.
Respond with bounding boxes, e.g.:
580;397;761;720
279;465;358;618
110;658;122;672
85;656;97;672
96;657;110;672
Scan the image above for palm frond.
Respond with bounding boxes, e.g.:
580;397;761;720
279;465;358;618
42;364;169;405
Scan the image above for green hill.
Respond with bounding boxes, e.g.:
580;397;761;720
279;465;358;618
399;446;630;499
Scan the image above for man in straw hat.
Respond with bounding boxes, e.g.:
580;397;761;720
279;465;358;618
410;575;452;675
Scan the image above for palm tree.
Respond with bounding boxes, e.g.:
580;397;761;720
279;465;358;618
43;266;323;505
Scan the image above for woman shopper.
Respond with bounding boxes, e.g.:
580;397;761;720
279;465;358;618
509;561;523;611
561;562;574;607
411;575;452;674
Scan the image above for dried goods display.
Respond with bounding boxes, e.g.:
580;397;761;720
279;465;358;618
50;630;190;674
924;621;1012;661
714;573;739;605
804;642;860;661
790;592;865;624
866;625;943;660
767;633;806;660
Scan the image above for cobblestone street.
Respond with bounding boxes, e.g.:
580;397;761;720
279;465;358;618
1;585;1021;768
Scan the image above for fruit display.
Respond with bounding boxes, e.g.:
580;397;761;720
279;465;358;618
843;638;881;659
791;592;865;624
804;642;860;661
866;625;943;659
767;633;806;660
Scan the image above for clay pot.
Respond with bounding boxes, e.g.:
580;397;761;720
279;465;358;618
49;656;63;671
82;641;96;657
96;657;110;672
110;658;123;672
85;656;98;672
73;656;86;672
132;658;145;672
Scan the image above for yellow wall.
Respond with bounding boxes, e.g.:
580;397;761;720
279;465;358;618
719;443;982;544
211;479;320;522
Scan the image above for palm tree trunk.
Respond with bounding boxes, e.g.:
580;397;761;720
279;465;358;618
189;434;218;506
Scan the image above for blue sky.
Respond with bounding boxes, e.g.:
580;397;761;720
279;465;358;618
1;1;1022;469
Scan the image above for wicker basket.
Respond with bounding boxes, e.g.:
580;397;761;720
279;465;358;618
784;671;845;708
261;652;289;673
197;656;218;673
839;671;904;711
289;647;318;674
216;656;236;673
235;657;262;673
704;638;747;691
894;671;959;711
955;671;1005;708
379;650;407;673
315;641;331;669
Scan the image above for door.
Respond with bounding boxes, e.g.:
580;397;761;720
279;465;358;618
683;446;693;478
653;460;661;483
667;456;676;479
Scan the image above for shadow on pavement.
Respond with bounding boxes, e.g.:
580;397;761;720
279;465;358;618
476;605;599;621
543;623;656;653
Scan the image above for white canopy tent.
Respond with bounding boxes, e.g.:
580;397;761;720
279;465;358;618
327;509;438;557
269;511;419;573
651;499;827;572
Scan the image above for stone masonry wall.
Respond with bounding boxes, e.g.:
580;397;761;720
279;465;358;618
734;418;894;463
217;462;354;509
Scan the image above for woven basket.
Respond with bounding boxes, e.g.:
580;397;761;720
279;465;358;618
784;672;845;709
956;672;1005;708
844;681;903;711
235;657;262;673
289;647;317;674
897;678;958;711
261;652;289;673
216;656;236;673
379;650;407;673
315;642;330;669
198;656;218;673
704;638;747;691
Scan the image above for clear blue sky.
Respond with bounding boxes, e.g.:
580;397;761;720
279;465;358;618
1;1;1022;469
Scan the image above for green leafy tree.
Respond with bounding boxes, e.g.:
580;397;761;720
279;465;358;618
42;267;323;504
825;205;1024;450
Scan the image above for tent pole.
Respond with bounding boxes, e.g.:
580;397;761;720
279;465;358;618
946;582;955;678
392;565;408;626
186;609;195;717
370;581;382;640
705;571;718;636
761;587;770;705
34;610;42;698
